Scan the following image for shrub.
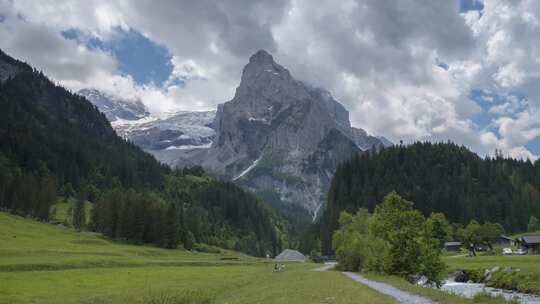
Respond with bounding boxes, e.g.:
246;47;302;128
192;243;221;254
464;269;484;283
472;292;519;304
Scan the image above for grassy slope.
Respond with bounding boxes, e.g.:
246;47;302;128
49;199;93;225
0;212;394;304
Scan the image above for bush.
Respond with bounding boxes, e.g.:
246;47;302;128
472;292;519;304
192;243;221;254
464;269;484;283
488;271;540;294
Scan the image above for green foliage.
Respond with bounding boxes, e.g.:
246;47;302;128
0;152;56;221
192;243;222;254
370;192;427;280
332;192;446;286
528;216;539;232
72;198;86;231
332;209;371;271
183;231;195;251
488;271;540;294
321;142;540;254
472;292;519;304
424;213;452;249
460;220;505;254
478;222;505;250
163;203;181;249
461;220;482;251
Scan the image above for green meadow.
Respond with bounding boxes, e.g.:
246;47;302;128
444;254;540;274
0;212;394;304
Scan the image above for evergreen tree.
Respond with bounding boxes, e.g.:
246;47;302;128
528;216;539;232
163;203;180;249
72;198;86;231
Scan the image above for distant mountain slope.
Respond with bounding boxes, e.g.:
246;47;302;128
77;88;149;121
319;142;540;254
0;49;285;256
0;49;168;192
78;88;216;152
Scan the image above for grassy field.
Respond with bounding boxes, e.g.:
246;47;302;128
0;212;395;304
444;254;540;273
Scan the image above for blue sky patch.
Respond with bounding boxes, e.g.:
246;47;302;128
62;28;173;86
526;136;540;156
460;0;484;13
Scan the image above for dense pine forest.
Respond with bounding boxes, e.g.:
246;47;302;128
319;142;540;254
0;49;285;256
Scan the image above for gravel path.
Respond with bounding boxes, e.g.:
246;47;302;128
313;263;336;272
343;272;439;304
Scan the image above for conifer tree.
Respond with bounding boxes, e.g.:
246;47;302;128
72;198;86;231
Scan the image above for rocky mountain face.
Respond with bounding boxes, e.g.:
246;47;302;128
173;50;390;219
78;89;215;152
77;50;390;219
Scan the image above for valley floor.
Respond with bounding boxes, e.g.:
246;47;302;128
0;212;393;304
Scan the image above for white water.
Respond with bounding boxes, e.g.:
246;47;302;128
438;280;540;304
233;155;263;181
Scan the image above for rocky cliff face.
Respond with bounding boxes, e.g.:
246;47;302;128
178;50;389;218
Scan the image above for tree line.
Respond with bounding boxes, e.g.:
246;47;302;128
319;142;540;254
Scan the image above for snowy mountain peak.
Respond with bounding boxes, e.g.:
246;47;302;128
77;88;149;122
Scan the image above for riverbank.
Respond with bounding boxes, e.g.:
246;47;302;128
444;255;540;294
362;273;520;304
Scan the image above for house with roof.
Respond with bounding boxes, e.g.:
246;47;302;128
444;241;462;252
495;235;514;247
274;249;306;262
516;236;540;254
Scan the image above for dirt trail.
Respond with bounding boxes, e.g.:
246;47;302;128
343;272;439;304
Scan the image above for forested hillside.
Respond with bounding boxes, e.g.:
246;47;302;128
319;142;540;253
0;49;284;256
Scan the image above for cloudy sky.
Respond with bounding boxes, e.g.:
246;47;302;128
1;0;540;160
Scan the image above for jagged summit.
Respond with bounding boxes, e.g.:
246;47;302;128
249;49;274;63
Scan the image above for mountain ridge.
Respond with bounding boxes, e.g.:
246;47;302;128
72;50;391;219
190;50;390;218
